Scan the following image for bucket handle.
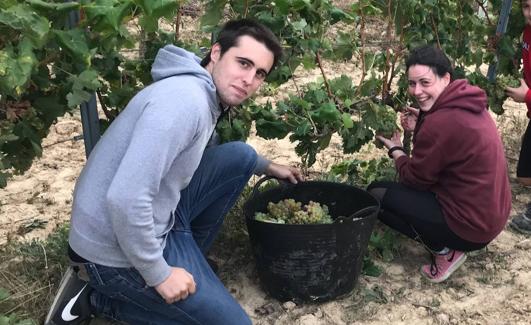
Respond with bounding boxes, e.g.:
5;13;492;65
335;205;379;224
250;175;291;200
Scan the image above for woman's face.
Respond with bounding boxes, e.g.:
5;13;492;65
407;64;450;112
523;0;531;26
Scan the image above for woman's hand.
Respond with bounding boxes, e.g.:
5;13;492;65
505;79;529;103
376;130;403;150
400;106;419;132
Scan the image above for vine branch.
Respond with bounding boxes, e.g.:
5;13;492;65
430;14;441;49
382;0;394;100
175;3;181;42
475;0;492;26
243;0;249;17
316;50;333;98
357;10;367;96
96;90;115;120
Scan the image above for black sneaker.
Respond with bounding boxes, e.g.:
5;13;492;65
510;205;531;235
44;266;93;325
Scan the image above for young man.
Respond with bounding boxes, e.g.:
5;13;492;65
505;0;531;235
46;19;302;324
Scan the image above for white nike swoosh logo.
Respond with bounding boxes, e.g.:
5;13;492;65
61;284;88;322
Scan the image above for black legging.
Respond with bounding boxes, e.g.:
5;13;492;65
367;181;488;252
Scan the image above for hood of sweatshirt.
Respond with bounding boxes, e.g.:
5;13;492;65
151;45;215;88
151;45;221;119
428;79;487;115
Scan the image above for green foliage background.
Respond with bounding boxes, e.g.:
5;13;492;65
0;0;525;187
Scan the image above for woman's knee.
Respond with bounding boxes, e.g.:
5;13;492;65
368;187;387;201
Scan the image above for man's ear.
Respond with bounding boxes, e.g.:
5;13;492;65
210;43;221;64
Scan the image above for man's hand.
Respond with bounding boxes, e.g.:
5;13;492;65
505;79;529;103
400;106;419;133
265;162;304;184
155;267;196;304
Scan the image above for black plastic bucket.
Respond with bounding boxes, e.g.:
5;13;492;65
244;178;380;302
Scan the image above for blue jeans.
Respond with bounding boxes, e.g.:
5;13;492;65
85;142;257;324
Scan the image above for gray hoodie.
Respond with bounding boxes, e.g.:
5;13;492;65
69;46;267;286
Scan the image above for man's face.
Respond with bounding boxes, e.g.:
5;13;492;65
208;35;274;106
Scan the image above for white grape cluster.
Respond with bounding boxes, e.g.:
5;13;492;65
254;199;333;224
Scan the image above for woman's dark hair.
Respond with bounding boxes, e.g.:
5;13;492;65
405;45;454;80
200;19;283;73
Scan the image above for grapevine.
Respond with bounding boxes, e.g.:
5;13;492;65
0;0;526;187
254;199;334;225
466;72;521;114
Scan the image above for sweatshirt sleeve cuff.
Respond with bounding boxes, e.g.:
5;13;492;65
526;90;531;118
395;155;408;171
253;154;271;175
138;257;171;287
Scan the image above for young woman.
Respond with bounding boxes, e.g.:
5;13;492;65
505;0;531;234
369;46;511;283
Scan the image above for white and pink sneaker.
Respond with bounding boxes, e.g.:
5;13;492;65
421;249;466;283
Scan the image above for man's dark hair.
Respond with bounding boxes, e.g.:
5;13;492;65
200;19;283;73
405;45;454;80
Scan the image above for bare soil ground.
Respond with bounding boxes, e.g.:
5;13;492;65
1;100;530;324
1;8;531;324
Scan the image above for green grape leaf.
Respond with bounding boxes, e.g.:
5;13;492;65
201;0;227;30
291;19;308;32
139;15;158;33
274;0;291;14
330;75;355;97
342;112;353;129
293;119;311;136
362;256;382;277
341;122;373;153
0;287;9;300
0;132;19;143
216;118;250;142
330;7;354;24
0;38;37;98
333;32;355;60
84;1;133;32
0;0;17;9
317;132;332;150
301;54;316;69
0;4;50;47
313;102;340;123
66;69;101;108
53;28;91;64
13;119;42;158
33;95;67;124
255;119;290;139
133;0;178;17
26;0;80;12
0;315;10;325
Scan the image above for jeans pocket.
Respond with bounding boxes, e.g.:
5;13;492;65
119;268;148;289
86;263;105;285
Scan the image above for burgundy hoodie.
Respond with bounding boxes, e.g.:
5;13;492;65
395;79;511;243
